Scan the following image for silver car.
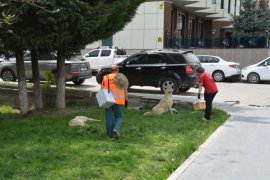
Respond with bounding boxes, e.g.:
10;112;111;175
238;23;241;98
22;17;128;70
0;53;92;85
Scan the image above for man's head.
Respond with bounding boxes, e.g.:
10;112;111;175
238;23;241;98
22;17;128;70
196;66;205;73
111;64;119;73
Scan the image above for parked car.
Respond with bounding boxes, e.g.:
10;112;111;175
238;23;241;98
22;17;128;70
196;55;241;82
83;46;129;73
241;57;270;83
96;49;201;94
0;53;92;85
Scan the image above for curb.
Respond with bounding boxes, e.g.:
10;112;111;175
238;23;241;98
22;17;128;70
167;114;233;180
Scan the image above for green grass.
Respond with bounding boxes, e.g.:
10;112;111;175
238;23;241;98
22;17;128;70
0;105;228;179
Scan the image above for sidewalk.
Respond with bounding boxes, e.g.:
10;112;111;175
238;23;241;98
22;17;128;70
168;101;270;180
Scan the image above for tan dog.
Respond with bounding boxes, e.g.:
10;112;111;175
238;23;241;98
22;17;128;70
143;90;178;115
69;116;101;127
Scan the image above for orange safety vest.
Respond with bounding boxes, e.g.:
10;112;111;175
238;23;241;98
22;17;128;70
102;73;127;105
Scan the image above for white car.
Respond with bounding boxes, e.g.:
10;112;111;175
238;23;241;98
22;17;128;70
241;57;270;83
197;55;241;82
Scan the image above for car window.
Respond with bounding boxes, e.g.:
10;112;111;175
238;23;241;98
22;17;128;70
166;53;186;64
125;54;145;65
24;53;31;61
266;59;270;66
144;54;165;64
38;53;56;60
198;56;219;63
88;50;100;57
182;53;200;64
101;50;111;57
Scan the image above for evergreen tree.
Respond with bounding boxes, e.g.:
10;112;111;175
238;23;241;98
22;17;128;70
233;0;270;37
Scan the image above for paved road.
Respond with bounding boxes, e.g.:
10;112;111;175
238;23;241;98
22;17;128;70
81;77;270;180
82;77;270;107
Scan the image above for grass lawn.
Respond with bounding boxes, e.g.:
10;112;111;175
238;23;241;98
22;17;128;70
0;105;228;179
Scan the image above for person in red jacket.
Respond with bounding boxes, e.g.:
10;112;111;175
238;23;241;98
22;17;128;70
101;64;128;140
196;67;218;121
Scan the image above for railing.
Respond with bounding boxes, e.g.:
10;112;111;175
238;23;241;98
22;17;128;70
165;37;269;49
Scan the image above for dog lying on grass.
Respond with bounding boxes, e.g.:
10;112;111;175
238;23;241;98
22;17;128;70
69;116;101;127
143;89;178;116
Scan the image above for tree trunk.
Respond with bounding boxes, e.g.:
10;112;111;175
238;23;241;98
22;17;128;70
56;50;66;109
31;50;43;110
16;50;29;115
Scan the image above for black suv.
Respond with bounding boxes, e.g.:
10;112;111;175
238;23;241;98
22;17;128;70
96;49;201;93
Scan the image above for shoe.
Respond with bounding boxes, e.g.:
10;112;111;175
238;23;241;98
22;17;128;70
112;129;120;139
202;117;210;121
108;136;115;140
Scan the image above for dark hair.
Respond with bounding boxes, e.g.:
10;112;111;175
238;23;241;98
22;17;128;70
196;66;205;73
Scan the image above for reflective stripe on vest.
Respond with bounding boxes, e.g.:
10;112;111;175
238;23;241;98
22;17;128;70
102;73;125;105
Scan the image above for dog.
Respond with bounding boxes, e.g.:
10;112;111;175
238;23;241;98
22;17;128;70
69;116;101;127
143;89;178;116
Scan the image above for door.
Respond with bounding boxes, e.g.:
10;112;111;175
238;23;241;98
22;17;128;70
120;54;145;85
258;58;270;80
98;50;113;69
84;50;100;70
199;56;219;75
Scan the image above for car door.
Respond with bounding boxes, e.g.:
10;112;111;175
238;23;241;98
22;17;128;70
98;50;113;69
120;53;145;85
83;50;100;70
23;53;33;79
37;53;57;80
199;56;219;75
257;58;270;80
143;54;166;86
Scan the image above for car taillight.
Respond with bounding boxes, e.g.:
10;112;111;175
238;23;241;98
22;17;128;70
185;65;193;75
229;64;238;68
69;72;81;76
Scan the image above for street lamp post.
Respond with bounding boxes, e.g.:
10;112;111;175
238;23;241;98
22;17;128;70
266;29;269;48
212;30;216;48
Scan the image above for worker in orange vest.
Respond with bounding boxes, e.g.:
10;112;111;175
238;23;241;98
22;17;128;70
101;64;128;140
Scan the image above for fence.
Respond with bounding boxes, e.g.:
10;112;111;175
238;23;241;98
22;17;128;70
165;37;269;49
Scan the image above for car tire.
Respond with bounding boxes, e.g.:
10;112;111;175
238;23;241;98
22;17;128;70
1;69;16;82
212;70;225;82
73;79;85;85
247;72;260;84
179;86;190;92
160;77;178;94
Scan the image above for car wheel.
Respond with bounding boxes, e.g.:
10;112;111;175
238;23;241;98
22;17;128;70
1;69;16;82
247;72;260;84
73;79;85;85
179;86;190;92
212;70;225;82
160;77;178;94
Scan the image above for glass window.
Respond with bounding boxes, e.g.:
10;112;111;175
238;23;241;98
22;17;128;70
199;56;219;63
167;53;186;64
88;50;100;57
125;54;145;65
101;50;111;57
145;54;165;64
37;53;56;60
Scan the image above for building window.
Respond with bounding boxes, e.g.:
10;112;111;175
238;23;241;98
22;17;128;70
212;0;216;4
221;0;224;9
228;0;231;13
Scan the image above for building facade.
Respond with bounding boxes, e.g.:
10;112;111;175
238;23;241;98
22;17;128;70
86;0;240;50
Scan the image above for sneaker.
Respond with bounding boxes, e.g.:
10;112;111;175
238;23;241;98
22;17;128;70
202;117;210;121
108;136;115;141
112;129;120;139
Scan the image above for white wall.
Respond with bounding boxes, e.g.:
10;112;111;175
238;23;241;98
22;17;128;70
113;1;164;50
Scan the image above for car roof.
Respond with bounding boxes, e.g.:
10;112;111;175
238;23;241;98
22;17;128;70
142;49;193;54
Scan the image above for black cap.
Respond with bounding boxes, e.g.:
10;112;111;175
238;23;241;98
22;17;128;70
196;66;205;73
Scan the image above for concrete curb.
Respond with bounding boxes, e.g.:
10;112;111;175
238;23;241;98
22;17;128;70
167;114;233;180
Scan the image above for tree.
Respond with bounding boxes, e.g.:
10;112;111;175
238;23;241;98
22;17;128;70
34;0;145;109
233;0;270;37
1;0;145;112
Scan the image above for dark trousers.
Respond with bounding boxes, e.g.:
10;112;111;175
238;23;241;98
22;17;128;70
204;92;217;120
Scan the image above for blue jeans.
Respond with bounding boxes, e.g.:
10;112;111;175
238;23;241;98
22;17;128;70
105;104;123;137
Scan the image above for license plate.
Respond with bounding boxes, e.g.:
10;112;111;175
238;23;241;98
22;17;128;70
81;67;87;71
